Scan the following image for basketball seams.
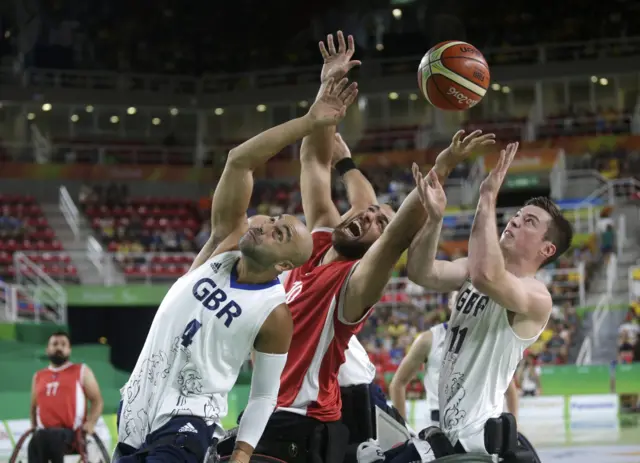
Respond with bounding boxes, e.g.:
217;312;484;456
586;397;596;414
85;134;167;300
429;71;461;110
430;60;487;97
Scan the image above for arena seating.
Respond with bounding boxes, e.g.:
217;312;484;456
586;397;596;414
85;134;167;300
0;194;77;282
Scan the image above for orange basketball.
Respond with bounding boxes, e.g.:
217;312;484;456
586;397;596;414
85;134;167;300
417;41;490;111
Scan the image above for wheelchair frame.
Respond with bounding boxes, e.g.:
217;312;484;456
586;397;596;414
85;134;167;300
8;428;111;463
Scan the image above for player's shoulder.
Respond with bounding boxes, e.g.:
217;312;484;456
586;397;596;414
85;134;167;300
523;275;552;297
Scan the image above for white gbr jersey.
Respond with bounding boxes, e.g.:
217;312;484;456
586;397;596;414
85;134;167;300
118;251;285;449
438;280;544;453
424;323;447;415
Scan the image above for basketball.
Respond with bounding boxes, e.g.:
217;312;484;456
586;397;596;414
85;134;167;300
417;41;490;111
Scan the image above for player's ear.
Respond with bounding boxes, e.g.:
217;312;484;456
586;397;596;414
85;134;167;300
540;241;556;261
275;261;294;273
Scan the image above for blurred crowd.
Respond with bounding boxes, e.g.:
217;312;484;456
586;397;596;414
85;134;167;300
619;299;640;364
1;0;638;75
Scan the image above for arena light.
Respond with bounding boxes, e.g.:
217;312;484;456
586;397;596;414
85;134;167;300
70;114;79;122
392;8;402;19
127;107;137;115
85;105;94;113
4;31;10;39
152;117;161;125
256;104;267;113
376;43;384;51
501;86;511;94
214;108;224;116
388;92;399;100
409;93;418;101
42;103;52;112
27;112;35;120
110;115;119;124
491;83;501;91
170;107;179;116
358;96;368;111
590;76;598;83
599;77;609;86
298;100;309;108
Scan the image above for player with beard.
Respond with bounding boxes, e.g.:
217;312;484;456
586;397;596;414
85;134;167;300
28;331;104;463
254;30;495;463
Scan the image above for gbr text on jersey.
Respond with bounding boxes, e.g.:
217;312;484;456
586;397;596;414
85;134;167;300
193;277;242;327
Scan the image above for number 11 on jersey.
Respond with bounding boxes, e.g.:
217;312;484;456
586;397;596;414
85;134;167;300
448;326;467;354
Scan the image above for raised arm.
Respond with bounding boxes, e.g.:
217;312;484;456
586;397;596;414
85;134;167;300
341;131;495;321
301;31;361;230
468;142;551;318
406;164;469;291
233;304;292;463
389;331;432;419
190;77;358;270
331;133;378;219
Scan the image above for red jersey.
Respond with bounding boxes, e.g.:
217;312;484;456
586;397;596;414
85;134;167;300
277;228;372;422
34;363;86;430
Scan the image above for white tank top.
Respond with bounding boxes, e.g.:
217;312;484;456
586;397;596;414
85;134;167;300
424;323;447;413
118;251;285;449
338;336;376;387
438;280;545;452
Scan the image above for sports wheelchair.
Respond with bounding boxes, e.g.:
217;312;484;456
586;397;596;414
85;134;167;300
9;428;111;463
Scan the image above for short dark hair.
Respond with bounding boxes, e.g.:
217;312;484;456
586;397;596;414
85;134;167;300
524;196;573;267
49;331;71;343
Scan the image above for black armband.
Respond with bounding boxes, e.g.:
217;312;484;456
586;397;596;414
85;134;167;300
335;158;357;176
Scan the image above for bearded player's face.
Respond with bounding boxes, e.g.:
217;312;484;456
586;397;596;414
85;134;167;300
46;335;71;366
332;205;394;260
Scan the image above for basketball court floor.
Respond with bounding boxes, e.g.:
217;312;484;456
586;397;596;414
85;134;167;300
522;412;640;463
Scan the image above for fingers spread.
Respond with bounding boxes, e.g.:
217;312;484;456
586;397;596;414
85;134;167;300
462;130;483;144
327;34;337;55
319;41;330;60
337;31;346;54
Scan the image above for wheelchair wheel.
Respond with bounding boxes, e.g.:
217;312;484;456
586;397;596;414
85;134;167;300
8;429;110;463
83;432;111;462
432;454;494;462
517;432;541;463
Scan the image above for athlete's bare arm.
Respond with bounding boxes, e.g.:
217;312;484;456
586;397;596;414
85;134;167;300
233;304;293;463
505;377;518;421
389;331;432;420
342;131;495;321
332;133;378;219
82;366;104;434
468;143;552;319
301;31;361;230
189;77;358;270
29;373;37;429
406;174;468;291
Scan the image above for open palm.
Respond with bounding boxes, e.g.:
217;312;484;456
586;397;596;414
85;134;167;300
319;31;361;83
436;130;496;172
479;142;519;197
413;163;447;221
308;77;359;127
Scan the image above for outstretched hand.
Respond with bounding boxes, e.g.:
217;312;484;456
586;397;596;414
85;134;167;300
479;142;519;197
435;130;496;173
307;77;358;127
319;31;361;83
412;163;447;222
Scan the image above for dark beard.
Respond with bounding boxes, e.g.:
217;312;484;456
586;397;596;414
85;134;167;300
48;353;69;366
332;236;371;260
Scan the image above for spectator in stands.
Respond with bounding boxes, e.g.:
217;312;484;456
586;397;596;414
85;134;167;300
600;224;616;264
195;222;210;250
618;331;635;364
517;355;541;396
619;308;639;345
29;332;103;463
0;205;23;238
160;227;181;251
78;184;96;209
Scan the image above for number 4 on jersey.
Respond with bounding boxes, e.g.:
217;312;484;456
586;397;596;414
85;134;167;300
181;319;202;347
448;326;468;354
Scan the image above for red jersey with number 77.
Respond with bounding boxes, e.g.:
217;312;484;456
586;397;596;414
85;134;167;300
34;363;87;430
277;228;372;422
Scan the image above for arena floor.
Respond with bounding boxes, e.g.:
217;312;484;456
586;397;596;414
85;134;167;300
523;413;640;463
